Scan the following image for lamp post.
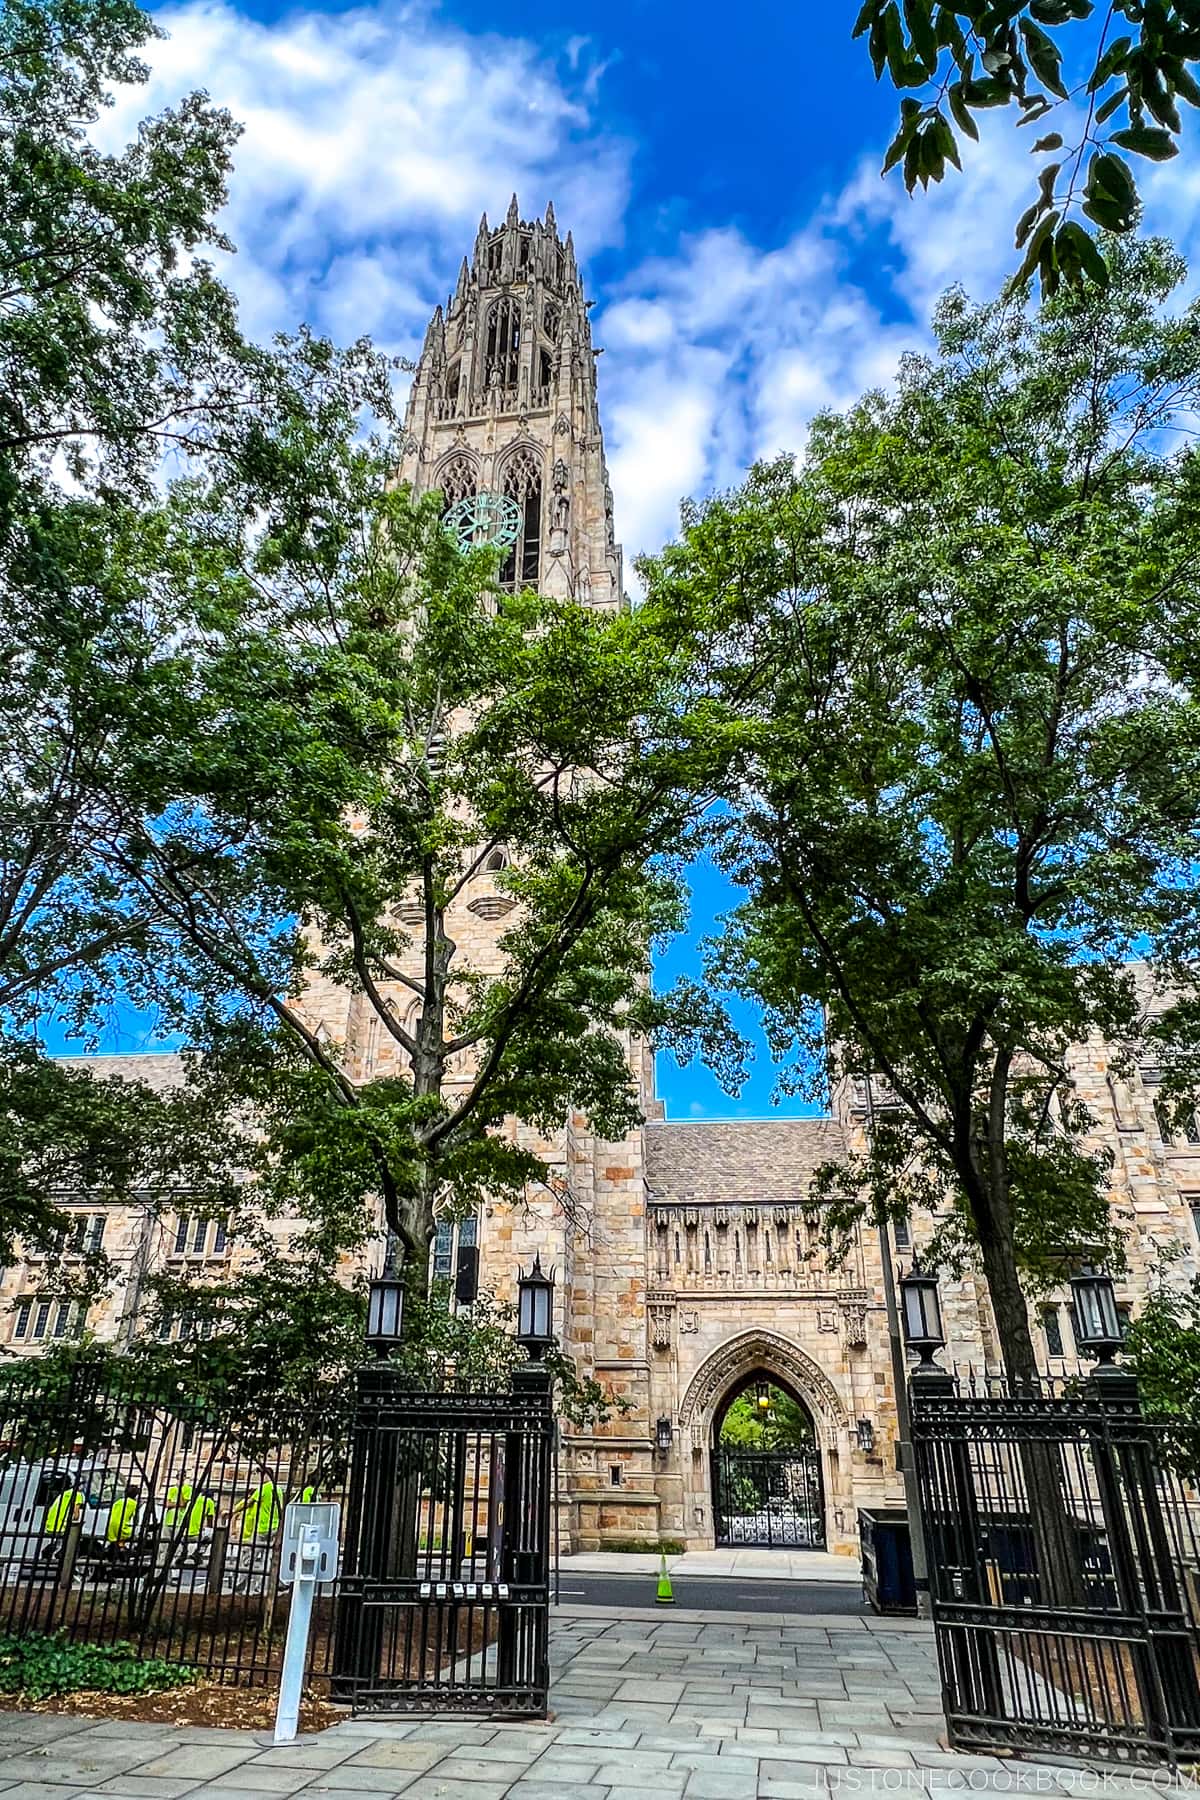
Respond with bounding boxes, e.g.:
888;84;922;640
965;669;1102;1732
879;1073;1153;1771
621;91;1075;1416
864;1074;933;1618
899;1255;946;1378
365;1277;405;1359
516;1254;556;1361
1070;1267;1123;1377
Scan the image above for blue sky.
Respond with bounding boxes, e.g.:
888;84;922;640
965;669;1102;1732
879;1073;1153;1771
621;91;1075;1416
75;0;1200;1117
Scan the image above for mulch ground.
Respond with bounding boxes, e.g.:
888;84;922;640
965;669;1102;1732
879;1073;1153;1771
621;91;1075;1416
9;1684;344;1732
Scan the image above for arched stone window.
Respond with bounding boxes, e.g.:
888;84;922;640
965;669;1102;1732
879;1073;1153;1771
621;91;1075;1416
485;297;521;391
444;360;460;408
484;848;508;872
543;301;560;344
436;453;477;508
499;445;542;590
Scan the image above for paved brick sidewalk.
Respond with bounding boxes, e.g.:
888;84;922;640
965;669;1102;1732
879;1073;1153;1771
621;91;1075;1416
0;1611;1155;1799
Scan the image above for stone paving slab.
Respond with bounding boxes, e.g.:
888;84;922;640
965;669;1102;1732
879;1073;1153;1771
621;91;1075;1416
0;1611;1166;1800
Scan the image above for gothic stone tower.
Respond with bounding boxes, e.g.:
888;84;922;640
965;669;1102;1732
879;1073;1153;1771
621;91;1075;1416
395;196;622;607
380;201;664;1547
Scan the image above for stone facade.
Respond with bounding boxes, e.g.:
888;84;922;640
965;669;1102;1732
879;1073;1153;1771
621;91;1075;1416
10;207;1200;1561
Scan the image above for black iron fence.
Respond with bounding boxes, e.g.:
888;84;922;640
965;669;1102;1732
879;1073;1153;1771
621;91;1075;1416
323;1362;554;1715
0;1363;352;1685
910;1369;1200;1766
0;1360;555;1716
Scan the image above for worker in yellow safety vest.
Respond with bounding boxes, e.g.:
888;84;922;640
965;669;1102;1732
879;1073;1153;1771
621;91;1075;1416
164;1481;215;1538
44;1485;85;1536
105;1484;141;1546
231;1478;280;1542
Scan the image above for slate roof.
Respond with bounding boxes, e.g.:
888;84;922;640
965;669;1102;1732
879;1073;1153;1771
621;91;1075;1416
54;1052;187;1095
644;1117;846;1204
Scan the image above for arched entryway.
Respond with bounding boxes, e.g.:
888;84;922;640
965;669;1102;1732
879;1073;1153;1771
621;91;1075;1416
711;1374;825;1549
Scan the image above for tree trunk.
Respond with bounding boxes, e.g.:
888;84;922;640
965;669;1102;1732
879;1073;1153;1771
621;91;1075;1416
974;1183;1085;1608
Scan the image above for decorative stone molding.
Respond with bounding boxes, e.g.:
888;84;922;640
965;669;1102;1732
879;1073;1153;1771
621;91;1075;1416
648;1304;673;1350
679;1310;699;1334
677;1328;850;1446
395;901;425;926
839;1293;870;1347
467;894;516;920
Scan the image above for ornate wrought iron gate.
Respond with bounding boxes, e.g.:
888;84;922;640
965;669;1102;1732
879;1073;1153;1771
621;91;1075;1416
712;1448;825;1549
327;1365;554;1715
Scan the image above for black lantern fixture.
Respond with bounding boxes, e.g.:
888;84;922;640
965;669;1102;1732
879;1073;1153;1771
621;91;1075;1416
1071;1266;1123;1371
516;1254;556;1360
856;1417;876;1455
365;1276;405;1358
655;1416;673;1456
755;1379;771;1413
900;1255;945;1372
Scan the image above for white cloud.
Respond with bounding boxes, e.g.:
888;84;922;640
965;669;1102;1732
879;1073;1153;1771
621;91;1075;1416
600;113;1200;573
100;0;630;355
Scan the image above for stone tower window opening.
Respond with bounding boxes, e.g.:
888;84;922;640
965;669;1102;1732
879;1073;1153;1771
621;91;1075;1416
435;452;478;509
485;232;503;278
485;297;521;393
484;847;508;872
543;301;560;343
444;360;460;410
498;445;542;590
518;231;531;271
536;348;553;403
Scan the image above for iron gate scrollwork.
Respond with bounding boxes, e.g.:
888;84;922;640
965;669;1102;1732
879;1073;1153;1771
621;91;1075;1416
712;1448;825;1549
327;1364;553;1715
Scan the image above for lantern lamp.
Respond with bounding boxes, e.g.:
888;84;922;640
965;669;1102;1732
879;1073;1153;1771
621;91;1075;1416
856;1417;876;1455
900;1255;945;1371
516;1254;556;1360
365;1276;405;1357
1070;1267;1123;1370
756;1380;771;1412
655;1416;673;1455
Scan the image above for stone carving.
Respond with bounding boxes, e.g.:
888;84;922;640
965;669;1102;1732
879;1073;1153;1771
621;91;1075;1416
679;1310;699;1334
677;1328;850;1443
649;1304;673;1350
467;894;516;920
839;1294;869;1347
554;412;572;436
817;1307;838;1333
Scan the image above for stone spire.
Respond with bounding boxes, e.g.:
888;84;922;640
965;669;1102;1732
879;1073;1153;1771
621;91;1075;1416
395;199;623;607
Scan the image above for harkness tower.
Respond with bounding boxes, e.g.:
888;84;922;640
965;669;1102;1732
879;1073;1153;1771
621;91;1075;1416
396;196;623;608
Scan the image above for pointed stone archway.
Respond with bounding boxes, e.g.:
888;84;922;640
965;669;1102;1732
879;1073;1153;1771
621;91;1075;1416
677;1329;854;1552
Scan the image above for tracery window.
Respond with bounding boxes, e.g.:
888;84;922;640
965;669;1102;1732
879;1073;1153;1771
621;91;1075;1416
444;360;460;409
485;297;521;391
543;301;560;343
436;453;477;508
499;445;542;590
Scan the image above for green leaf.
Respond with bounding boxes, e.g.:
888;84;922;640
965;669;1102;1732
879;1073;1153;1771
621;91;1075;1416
1037;159;1062;204
1087;35;1132;92
1089;148;1139;211
962;76;1012;106
948;81;981;139
934;110;962;171
903;0;938;68
934;7;967;60
882;101;923;174
1056;218;1111;288
1014;199;1043;249
852;0;882;36
1019;16;1069;97
1109;124;1179;159
1009;207;1059;290
1081;190;1132;230
1094;87;1128;124
882;2;907;81
1031;132;1064;151
1171;64;1200;109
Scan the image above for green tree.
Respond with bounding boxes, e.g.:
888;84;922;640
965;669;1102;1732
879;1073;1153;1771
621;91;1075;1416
853;1;1200;291
718;1387;814;1451
89;471;733;1316
1124;1279;1200;1478
642;236;1200;1382
0;0;390;1023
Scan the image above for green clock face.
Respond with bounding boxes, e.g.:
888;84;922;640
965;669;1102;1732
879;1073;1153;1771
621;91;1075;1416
443;491;523;553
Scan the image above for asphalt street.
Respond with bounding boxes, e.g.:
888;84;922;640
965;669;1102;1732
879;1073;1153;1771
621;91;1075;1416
553;1571;870;1614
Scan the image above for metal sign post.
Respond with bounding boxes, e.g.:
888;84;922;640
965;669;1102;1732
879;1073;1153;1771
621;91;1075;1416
273;1502;340;1745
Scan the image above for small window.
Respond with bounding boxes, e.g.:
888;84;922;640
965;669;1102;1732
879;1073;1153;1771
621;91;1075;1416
174;1216;189;1255
484;848;508;872
432;1221;453;1281
12;1300;31;1341
609;1464;622;1487
31;1301;52;1342
213;1219;227;1254
191;1215;208;1255
1188;1197;1200;1246
894;1215;912;1250
1117;1303;1133;1340
1041;1306;1065;1359
87;1215;105;1253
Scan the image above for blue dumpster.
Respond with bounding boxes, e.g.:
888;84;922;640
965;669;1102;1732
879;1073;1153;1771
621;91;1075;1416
859;1507;916;1614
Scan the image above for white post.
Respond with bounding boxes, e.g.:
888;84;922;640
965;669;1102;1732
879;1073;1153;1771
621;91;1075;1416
273;1525;320;1745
